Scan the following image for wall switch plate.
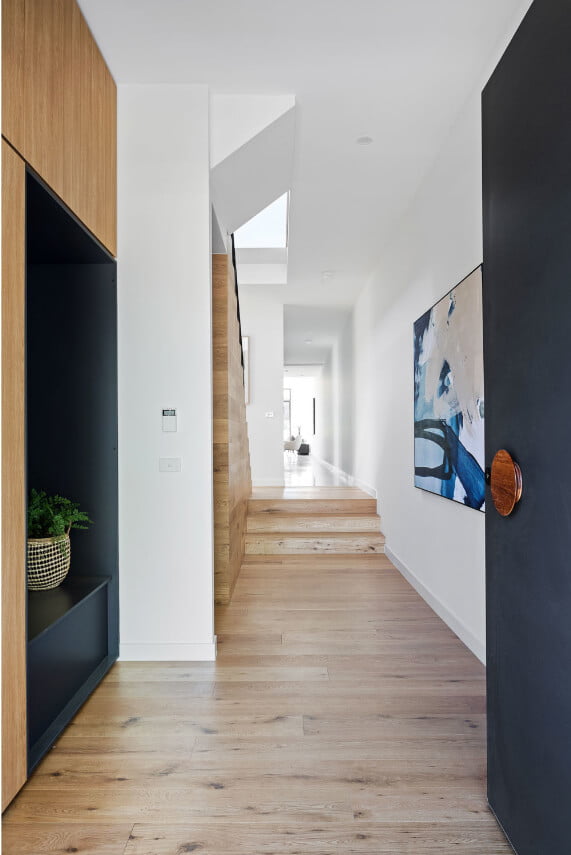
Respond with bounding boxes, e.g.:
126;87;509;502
162;408;177;432
159;457;181;472
265;411;274;418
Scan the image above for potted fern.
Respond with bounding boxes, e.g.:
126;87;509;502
27;489;93;590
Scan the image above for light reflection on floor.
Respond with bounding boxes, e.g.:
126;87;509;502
283;452;349;487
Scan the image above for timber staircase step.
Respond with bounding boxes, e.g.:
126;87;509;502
247;513;381;533
245;531;386;555
248;497;377;515
241;553;387;567
245;486;384;557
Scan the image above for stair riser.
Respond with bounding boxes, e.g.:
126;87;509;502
248;499;377;515
247;516;380;533
242;554;387;566
245;536;385;555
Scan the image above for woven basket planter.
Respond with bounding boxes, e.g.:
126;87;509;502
27;533;71;590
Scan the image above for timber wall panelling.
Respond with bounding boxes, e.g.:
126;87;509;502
213;254;252;606
2;0;117;255
1;0;117;808
1;141;28;811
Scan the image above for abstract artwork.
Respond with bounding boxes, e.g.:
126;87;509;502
413;266;485;511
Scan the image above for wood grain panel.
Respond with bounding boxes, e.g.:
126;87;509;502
63;2;95;245
248;487;377;515
63;0;117;255
1;0;25;149
2;824;133;854
2;140;27;810
2;0;117;255
21;0;66;197
212;254;252;606
245;531;385;554
247;513;381;532
123;822;512;854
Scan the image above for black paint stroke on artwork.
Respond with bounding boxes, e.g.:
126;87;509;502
414;419;486;510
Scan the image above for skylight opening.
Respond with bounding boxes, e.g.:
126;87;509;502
234;193;289;249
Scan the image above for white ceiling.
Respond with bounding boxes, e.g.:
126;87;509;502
284;365;323;379
284;306;351;365
79;0;530;354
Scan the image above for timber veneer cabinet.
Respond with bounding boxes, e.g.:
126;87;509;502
2;0;118;809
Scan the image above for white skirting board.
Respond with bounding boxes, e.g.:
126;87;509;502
120;639;217;661
385;545;486;665
310;455;377;499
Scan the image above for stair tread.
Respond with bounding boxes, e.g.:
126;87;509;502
247;514;380;528
247;512;380;518
246;531;385;539
251;486;372;497
248;505;377;514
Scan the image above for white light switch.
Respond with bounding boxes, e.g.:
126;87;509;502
265;411;274;418
162;408;177;432
159;457;182;472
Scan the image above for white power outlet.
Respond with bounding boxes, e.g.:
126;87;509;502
159;457;182;472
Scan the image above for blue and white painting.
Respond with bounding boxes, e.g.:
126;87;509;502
413;267;485;511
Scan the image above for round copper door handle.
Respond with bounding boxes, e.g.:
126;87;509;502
490;449;523;517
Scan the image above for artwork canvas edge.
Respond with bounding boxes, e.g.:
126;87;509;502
413;263;485;513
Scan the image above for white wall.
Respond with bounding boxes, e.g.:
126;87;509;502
118;85;215;660
311;314;355;481
337;314;354;476
353;92;486;660
239;288;284;485
350;1;533;666
312;352;333;465
284;375;317;443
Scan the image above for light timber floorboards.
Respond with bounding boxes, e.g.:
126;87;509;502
3;544;508;853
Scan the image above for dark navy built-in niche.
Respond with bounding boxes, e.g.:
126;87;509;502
26;171;118;771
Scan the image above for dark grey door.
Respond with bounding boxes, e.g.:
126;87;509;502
483;1;571;852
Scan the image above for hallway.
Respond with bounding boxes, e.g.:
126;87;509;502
283;452;350;487
4;497;509;853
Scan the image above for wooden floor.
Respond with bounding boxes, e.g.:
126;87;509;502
3;497;509;853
